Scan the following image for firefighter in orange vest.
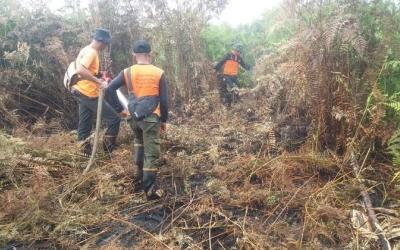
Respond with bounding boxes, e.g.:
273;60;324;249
214;43;250;107
106;40;168;200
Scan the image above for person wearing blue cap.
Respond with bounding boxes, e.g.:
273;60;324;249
71;28;123;156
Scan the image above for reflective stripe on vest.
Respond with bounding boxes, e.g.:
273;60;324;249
124;64;164;116
223;54;239;76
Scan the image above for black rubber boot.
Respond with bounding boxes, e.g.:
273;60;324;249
103;135;117;154
143;172;164;200
133;164;143;192
78;140;92;157
224;90;232;107
133;146;144;192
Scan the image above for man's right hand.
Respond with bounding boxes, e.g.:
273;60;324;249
119;109;130;118
97;79;108;89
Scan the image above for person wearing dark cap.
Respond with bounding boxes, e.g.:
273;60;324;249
71;28;122;156
214;43;250;107
107;40;168;200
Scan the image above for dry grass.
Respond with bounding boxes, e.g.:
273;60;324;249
1;1;399;248
1;94;399;249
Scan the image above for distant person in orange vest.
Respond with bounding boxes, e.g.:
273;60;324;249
72;28;124;156
214;43;250;107
106;40;168;200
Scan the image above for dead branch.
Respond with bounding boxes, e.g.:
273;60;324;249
350;150;392;250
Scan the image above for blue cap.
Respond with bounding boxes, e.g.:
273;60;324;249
92;28;111;44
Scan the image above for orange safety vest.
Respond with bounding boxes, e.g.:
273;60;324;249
223;54;240;76
123;64;164;116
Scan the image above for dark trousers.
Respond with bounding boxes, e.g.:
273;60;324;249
72;90;121;141
130;114;161;193
218;75;238;106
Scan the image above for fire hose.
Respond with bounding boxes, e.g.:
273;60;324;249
83;71;129;174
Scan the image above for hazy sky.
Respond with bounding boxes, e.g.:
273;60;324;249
216;0;282;26
47;0;283;27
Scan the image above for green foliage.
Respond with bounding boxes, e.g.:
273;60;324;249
385;101;400;113
388;129;400;166
385;91;400;167
332;0;400;167
202;24;236;61
202;7;295;61
381;59;400;95
201;7;296;87
366;1;400;97
383;90;400;123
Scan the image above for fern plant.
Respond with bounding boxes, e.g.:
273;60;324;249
385;93;400;180
387;129;400;167
388;129;400;182
385;92;400;175
385;101;400;113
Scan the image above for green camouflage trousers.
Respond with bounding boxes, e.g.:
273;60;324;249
130;114;161;192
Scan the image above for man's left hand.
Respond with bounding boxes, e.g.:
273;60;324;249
160;123;167;133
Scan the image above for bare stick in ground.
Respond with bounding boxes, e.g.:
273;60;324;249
83;89;104;175
350;150;391;250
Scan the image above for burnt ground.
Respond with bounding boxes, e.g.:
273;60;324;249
1;94;399;249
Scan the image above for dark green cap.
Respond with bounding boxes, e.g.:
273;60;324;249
133;40;151;53
233;43;243;53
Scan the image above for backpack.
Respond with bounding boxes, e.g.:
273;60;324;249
128;95;160;121
63;61;79;91
125;68;160;121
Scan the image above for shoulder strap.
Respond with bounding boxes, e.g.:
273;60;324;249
126;67;133;94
